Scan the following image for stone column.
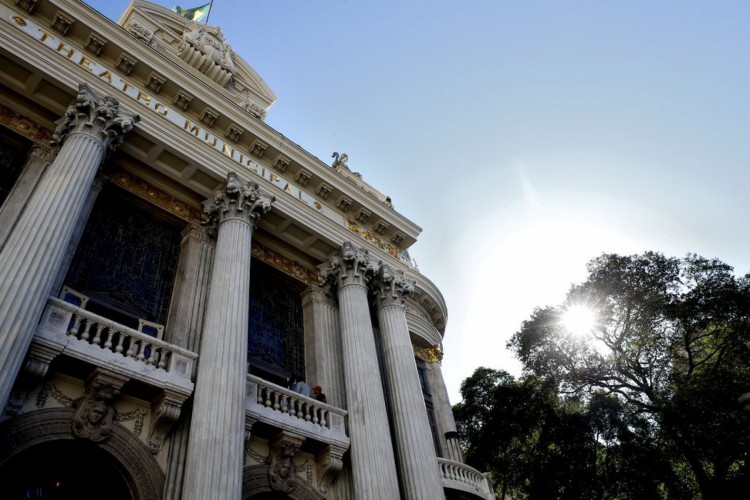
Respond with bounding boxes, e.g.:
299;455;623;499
183;172;273;500
424;352;464;463
372;263;445;500
165;222;214;352
162;223;214;500
320;242;400;499
301;285;344;407
0;83;138;411
0;145;52;250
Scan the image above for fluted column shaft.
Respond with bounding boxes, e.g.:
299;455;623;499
427;358;464;462
374;265;445;500
0;84;138;411
0;145;51;250
166;223;214;352
163;224;214;500
321;243;400;499
302;286;344;407
183;173;273;500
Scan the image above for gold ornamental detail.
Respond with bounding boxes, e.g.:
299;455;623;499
251;242;318;285
0;103;53;145
346;218;400;258
109;170;203;222
414;345;443;363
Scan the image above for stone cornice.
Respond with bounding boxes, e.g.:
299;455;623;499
37;0;421;246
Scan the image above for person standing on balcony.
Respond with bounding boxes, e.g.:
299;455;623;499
291;374;311;397
313;385;327;403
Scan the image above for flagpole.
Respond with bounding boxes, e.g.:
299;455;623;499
203;0;214;24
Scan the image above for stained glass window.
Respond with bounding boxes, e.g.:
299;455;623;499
247;259;305;385
64;186;182;330
0;127;31;208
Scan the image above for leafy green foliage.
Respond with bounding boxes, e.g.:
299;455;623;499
455;253;750;499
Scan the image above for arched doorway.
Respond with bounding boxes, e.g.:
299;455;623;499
242;464;322;500
0;409;164;500
1;439;132;499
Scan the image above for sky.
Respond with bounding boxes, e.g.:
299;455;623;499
87;0;750;404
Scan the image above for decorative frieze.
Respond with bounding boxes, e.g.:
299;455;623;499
109;170;203;222
0;103;52;144
250;139;268;158
51;12;73;35
356;209;371;224
295;169;312;187
200;108;218;127
337;196;352;212
392;233;405;246
116;54;137;75
273;154;291;172
251;241;318;285
225;124;244;143
15;0;37;14
146;72;166;93
316;183;332;200
346;219;400;259
85;34;107;56
374;220;389;234
245;101;267;120
173;91;193;111
127;19;157;47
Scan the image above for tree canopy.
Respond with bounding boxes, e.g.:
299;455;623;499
455;252;750;499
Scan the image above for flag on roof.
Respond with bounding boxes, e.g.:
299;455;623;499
172;3;211;23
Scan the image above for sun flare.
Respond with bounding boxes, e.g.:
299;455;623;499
561;304;596;337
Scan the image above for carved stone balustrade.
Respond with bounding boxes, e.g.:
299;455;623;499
34;297;196;393
437;458;496;500
246;374;348;450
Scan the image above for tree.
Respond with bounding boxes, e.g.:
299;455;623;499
454;369;672;499
507;252;750;499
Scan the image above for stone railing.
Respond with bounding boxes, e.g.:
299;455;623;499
438;458;495;500
246;374;349;448
35;297;196;391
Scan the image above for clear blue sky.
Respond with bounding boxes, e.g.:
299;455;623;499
88;0;750;403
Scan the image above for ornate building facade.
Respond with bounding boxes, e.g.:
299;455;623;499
0;1;494;498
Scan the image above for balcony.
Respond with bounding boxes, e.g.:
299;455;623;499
246;374;349;451
438;458;495;500
34;296;196;396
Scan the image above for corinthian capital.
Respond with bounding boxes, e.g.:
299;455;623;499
319;241;378;290
203;172;275;230
372;263;415;308
51;83;140;156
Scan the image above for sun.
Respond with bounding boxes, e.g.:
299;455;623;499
561;304;596;337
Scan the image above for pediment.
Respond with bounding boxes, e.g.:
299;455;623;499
118;0;276;117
